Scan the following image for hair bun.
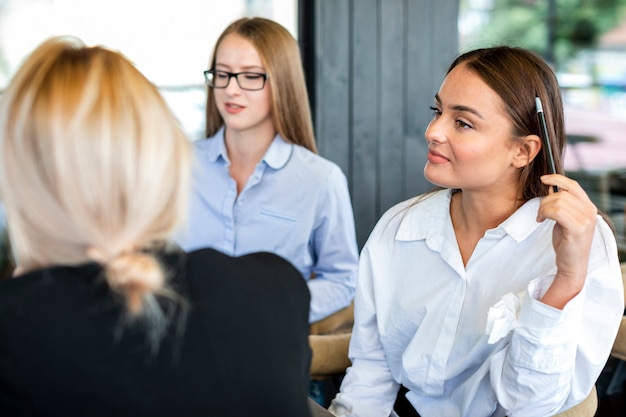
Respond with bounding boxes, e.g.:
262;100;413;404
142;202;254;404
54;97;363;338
87;246;164;315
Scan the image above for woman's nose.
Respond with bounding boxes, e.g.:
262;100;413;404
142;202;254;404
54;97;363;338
424;118;445;145
224;76;242;94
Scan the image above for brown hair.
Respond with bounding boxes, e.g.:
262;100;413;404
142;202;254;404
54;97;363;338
448;46;565;201
205;17;317;153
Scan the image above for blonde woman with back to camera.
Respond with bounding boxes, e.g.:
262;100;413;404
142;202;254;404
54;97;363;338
0;36;312;417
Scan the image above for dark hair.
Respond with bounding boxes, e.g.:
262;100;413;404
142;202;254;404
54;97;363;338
449;46;564;201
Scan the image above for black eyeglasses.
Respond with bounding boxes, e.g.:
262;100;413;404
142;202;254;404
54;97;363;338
203;70;269;91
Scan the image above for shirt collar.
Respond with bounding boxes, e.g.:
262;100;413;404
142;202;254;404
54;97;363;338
197;127;292;169
396;189;451;242
263;134;293;169
396;189;543;243
498;197;543;242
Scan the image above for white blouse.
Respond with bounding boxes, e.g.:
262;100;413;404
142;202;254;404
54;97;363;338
330;189;623;417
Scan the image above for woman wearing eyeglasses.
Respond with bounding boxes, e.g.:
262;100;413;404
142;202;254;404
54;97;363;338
177;17;359;327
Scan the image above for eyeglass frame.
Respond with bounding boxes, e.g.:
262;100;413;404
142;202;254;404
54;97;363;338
203;69;270;91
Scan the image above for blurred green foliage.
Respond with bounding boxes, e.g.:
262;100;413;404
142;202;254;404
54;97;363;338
460;0;626;69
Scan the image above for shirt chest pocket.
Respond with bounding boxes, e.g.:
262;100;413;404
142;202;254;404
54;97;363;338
259;209;298;223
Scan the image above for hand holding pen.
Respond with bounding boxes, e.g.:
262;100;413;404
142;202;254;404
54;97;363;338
535;96;559;192
534;97;599;308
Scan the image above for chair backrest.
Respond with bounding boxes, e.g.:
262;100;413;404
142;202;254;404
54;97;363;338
310;303;354;335
309;303;354;379
610;263;626;361
309;333;351;378
551;385;597;417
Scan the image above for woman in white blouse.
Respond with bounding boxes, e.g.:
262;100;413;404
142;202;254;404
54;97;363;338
329;46;624;417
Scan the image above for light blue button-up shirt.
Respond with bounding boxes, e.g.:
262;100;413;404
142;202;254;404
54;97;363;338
177;128;359;323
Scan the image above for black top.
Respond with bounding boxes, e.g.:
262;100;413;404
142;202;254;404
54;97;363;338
0;248;312;417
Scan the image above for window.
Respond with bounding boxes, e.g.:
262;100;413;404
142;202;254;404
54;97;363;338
0;0;298;140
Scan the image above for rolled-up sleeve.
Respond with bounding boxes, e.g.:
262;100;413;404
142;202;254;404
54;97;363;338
490;219;624;417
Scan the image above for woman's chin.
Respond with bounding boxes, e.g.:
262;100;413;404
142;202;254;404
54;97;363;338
423;168;451;189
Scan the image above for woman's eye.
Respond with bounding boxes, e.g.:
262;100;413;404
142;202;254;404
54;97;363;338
244;73;263;80
455;120;472;129
429;106;441;118
216;72;229;79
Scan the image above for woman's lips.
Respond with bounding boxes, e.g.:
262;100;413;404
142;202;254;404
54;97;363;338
224;102;244;114
427;150;449;164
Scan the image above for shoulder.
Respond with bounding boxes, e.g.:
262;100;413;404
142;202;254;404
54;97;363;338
366;189;448;244
379;189;447;226
192;131;223;158
185;248;310;300
183;249;311;327
193;132;219;149
0;266;75;295
0;264;102;320
186;247;295;271
290;145;347;182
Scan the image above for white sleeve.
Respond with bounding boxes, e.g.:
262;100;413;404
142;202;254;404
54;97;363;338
488;218;624;417
329;244;400;417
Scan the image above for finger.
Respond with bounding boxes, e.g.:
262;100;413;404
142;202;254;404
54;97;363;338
538;191;597;232
540;174;593;202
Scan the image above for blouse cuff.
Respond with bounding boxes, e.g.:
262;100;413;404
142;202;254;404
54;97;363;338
485;275;585;345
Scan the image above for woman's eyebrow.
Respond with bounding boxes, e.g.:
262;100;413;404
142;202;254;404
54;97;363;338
214;63;266;72
435;93;484;120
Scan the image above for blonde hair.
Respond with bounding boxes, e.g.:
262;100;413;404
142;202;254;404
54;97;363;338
205;17;318;153
0;37;192;323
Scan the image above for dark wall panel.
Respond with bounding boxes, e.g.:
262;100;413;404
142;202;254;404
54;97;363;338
404;0;443;199
379;0;406;216
311;0;459;247
314;0;351;174
351;0;379;246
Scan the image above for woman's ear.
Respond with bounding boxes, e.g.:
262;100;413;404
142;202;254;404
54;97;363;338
513;134;541;168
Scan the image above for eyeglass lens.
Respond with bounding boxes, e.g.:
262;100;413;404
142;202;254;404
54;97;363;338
206;70;267;91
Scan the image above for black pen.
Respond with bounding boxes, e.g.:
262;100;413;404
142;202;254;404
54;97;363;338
535;96;559;192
